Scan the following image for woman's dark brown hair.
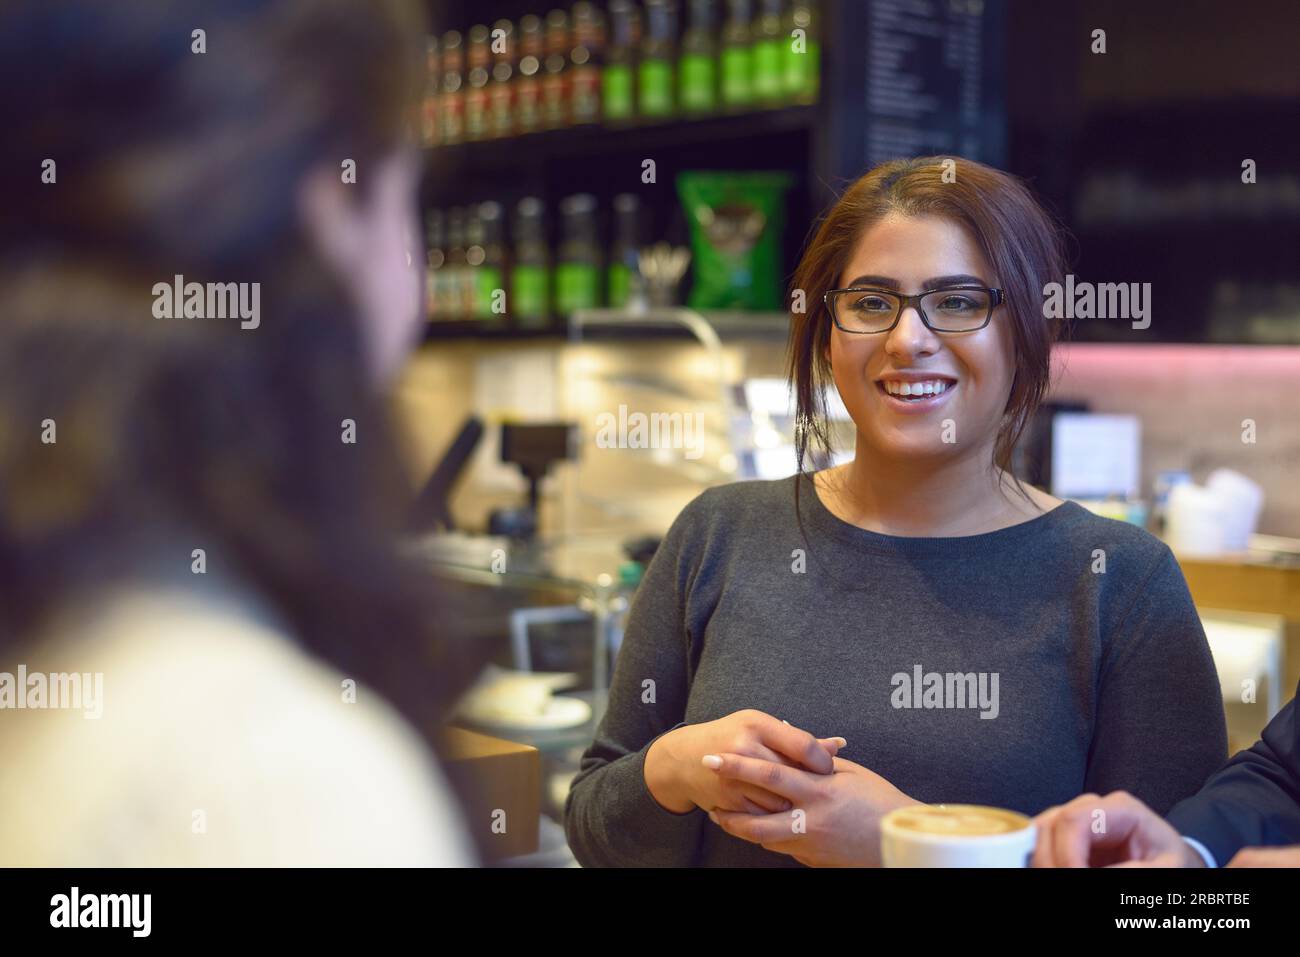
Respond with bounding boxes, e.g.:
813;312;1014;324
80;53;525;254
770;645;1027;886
0;0;484;732
787;155;1069;501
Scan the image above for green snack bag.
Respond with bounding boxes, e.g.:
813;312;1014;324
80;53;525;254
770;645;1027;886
676;171;791;311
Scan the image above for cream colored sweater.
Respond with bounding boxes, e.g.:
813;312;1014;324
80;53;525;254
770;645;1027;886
0;585;475;866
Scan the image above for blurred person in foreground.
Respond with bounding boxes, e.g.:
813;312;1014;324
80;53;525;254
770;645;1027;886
0;0;483;865
1032;680;1300;868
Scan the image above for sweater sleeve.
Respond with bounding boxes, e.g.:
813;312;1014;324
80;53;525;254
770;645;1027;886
1082;546;1229;815
563;496;709;867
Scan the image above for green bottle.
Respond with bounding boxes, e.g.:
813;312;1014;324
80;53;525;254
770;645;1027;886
511;198;550;328
721;0;753;110
474;201;506;321
464;205;486;319
783;0;819;103
608;193;644;309
445;206;469;318
680;0;718;115
639;0;677;119
603;0;638;125
424;209;446;320
753;0;784;105
556;194;601;315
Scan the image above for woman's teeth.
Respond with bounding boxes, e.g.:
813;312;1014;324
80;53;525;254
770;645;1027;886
882;380;952;398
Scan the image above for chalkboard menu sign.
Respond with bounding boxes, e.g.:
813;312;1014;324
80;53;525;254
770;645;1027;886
864;0;1006;167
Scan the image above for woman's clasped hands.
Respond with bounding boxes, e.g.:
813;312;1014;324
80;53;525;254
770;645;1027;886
644;708;919;867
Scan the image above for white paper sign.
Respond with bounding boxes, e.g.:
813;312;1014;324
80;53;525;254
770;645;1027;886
1050;413;1141;499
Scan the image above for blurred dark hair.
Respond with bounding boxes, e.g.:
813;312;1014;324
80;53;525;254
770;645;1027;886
0;0;483;731
787;155;1069;502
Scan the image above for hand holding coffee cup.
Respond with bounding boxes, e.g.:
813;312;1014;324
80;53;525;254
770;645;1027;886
881;804;1037;867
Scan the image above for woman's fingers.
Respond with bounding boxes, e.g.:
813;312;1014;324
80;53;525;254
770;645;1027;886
731;745;801;810
784;719;846;759
703;752;819;804
758;716;835;774
709;808;802;848
738;784;792;813
750;741;836;771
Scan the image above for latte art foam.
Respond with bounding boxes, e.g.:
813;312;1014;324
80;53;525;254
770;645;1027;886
889;805;1028;836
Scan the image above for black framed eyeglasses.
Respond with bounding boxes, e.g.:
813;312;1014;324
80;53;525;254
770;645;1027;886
824;286;1004;334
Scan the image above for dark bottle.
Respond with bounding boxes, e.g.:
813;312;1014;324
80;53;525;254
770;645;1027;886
569;2;605;127
465;25;492;140
423;36;440;146
603;0;638;125
473;202;507;320
511;198;551;327
608;193;646;309
515;15;545;133
783;0;818;103
752;0;784;105
541;9;572;129
425;209;446;319
557;194;602;315
439;31;465;144
720;0;753;111
489;19;517;138
445;206;469;318
680;0;718;115
639;0;678;120
464;206;486;319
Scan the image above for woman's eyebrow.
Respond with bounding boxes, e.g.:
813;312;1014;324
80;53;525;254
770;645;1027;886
843;273;988;290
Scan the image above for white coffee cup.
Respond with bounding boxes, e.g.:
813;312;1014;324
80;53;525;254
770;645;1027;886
881;804;1037;868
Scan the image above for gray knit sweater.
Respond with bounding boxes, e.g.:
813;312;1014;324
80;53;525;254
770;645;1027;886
564;474;1228;867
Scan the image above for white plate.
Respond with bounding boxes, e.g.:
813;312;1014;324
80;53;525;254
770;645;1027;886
462;694;592;732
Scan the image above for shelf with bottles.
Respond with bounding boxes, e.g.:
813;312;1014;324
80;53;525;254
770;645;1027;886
423;189;795;340
425;193;623;330
421;0;822;153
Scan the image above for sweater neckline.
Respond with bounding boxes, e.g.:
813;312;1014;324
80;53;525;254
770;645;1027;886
794;471;1084;558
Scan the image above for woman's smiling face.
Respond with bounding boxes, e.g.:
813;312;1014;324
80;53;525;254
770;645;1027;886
829;214;1017;462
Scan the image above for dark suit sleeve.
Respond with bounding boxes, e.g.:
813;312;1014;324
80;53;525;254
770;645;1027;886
1166;685;1300;866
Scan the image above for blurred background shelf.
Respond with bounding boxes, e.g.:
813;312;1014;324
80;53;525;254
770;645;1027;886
426;103;818;172
424;310;791;341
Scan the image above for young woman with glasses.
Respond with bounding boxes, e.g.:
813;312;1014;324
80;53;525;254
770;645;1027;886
565;156;1228;867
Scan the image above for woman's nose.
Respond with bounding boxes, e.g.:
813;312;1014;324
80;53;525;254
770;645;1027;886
885;305;940;356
